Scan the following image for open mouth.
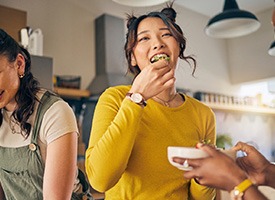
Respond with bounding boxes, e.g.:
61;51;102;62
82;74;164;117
150;54;170;63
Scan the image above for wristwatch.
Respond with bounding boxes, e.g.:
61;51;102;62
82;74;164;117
126;93;147;107
230;179;253;200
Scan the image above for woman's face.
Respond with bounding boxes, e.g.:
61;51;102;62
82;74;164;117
132;17;180;71
0;54;24;111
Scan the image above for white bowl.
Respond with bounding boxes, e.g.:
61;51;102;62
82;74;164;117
167;146;209;171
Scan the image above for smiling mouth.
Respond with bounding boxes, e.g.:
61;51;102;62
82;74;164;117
150;54;170;63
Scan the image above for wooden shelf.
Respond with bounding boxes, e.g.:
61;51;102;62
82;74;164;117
54;87;91;99
205;102;275;116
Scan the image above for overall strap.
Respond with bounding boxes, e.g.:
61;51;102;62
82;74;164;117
31;91;61;144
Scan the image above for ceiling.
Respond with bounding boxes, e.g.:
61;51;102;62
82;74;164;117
174;0;274;17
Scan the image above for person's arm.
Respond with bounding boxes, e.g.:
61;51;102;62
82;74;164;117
43;132;78;200
0;183;6;200
85;87;144;192
41;100;79;200
233;141;275;188
173;144;268;200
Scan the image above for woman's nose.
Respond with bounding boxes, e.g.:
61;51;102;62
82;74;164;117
153;44;165;50
152;39;165;50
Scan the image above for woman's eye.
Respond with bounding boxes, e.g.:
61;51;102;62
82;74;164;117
138;36;149;42
163;33;172;37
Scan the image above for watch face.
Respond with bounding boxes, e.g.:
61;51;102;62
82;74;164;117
131;93;143;103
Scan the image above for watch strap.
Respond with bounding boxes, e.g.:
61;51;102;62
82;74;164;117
126;93;147;107
230;179;253;200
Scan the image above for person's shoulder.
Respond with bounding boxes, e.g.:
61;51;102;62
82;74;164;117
103;85;131;97
185;94;212;111
36;89;69;109
35;88;46;100
44;97;74;118
36;88;58;99
98;85;131;105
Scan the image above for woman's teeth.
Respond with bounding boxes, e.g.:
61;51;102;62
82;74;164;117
151;54;170;63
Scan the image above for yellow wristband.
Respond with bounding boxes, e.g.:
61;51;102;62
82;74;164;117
230;179;253;200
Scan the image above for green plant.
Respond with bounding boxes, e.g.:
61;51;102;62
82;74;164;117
216;134;233;149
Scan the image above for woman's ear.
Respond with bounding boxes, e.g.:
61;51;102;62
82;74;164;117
16;53;26;77
131;54;137;66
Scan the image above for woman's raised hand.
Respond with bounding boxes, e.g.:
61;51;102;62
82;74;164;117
130;59;176;100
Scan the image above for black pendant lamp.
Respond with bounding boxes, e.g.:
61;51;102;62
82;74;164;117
205;0;261;38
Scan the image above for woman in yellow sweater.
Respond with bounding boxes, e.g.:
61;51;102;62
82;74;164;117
85;4;216;200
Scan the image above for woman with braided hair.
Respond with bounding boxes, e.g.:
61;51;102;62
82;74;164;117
85;4;216;200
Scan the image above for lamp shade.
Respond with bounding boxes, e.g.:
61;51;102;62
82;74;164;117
112;0;169;7
268;40;275;56
205;0;261;38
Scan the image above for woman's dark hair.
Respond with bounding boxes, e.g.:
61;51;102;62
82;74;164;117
0;28;40;138
124;3;197;77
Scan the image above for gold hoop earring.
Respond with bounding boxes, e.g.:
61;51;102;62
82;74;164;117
19;74;25;79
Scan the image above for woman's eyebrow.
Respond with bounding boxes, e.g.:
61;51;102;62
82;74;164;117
137;30;149;36
137;27;169;36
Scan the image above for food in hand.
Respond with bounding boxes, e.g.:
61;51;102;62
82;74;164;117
150;54;170;63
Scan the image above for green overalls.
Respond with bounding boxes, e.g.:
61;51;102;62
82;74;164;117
0;91;92;200
0;92;59;200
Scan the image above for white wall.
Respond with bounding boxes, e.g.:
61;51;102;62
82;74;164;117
228;8;275;84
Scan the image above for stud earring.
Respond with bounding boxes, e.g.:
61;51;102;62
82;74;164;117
19;73;25;79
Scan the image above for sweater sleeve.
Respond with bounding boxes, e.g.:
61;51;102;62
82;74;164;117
189;179;216;200
85;87;144;192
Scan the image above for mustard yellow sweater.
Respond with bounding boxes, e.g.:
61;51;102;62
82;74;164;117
86;85;216;200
